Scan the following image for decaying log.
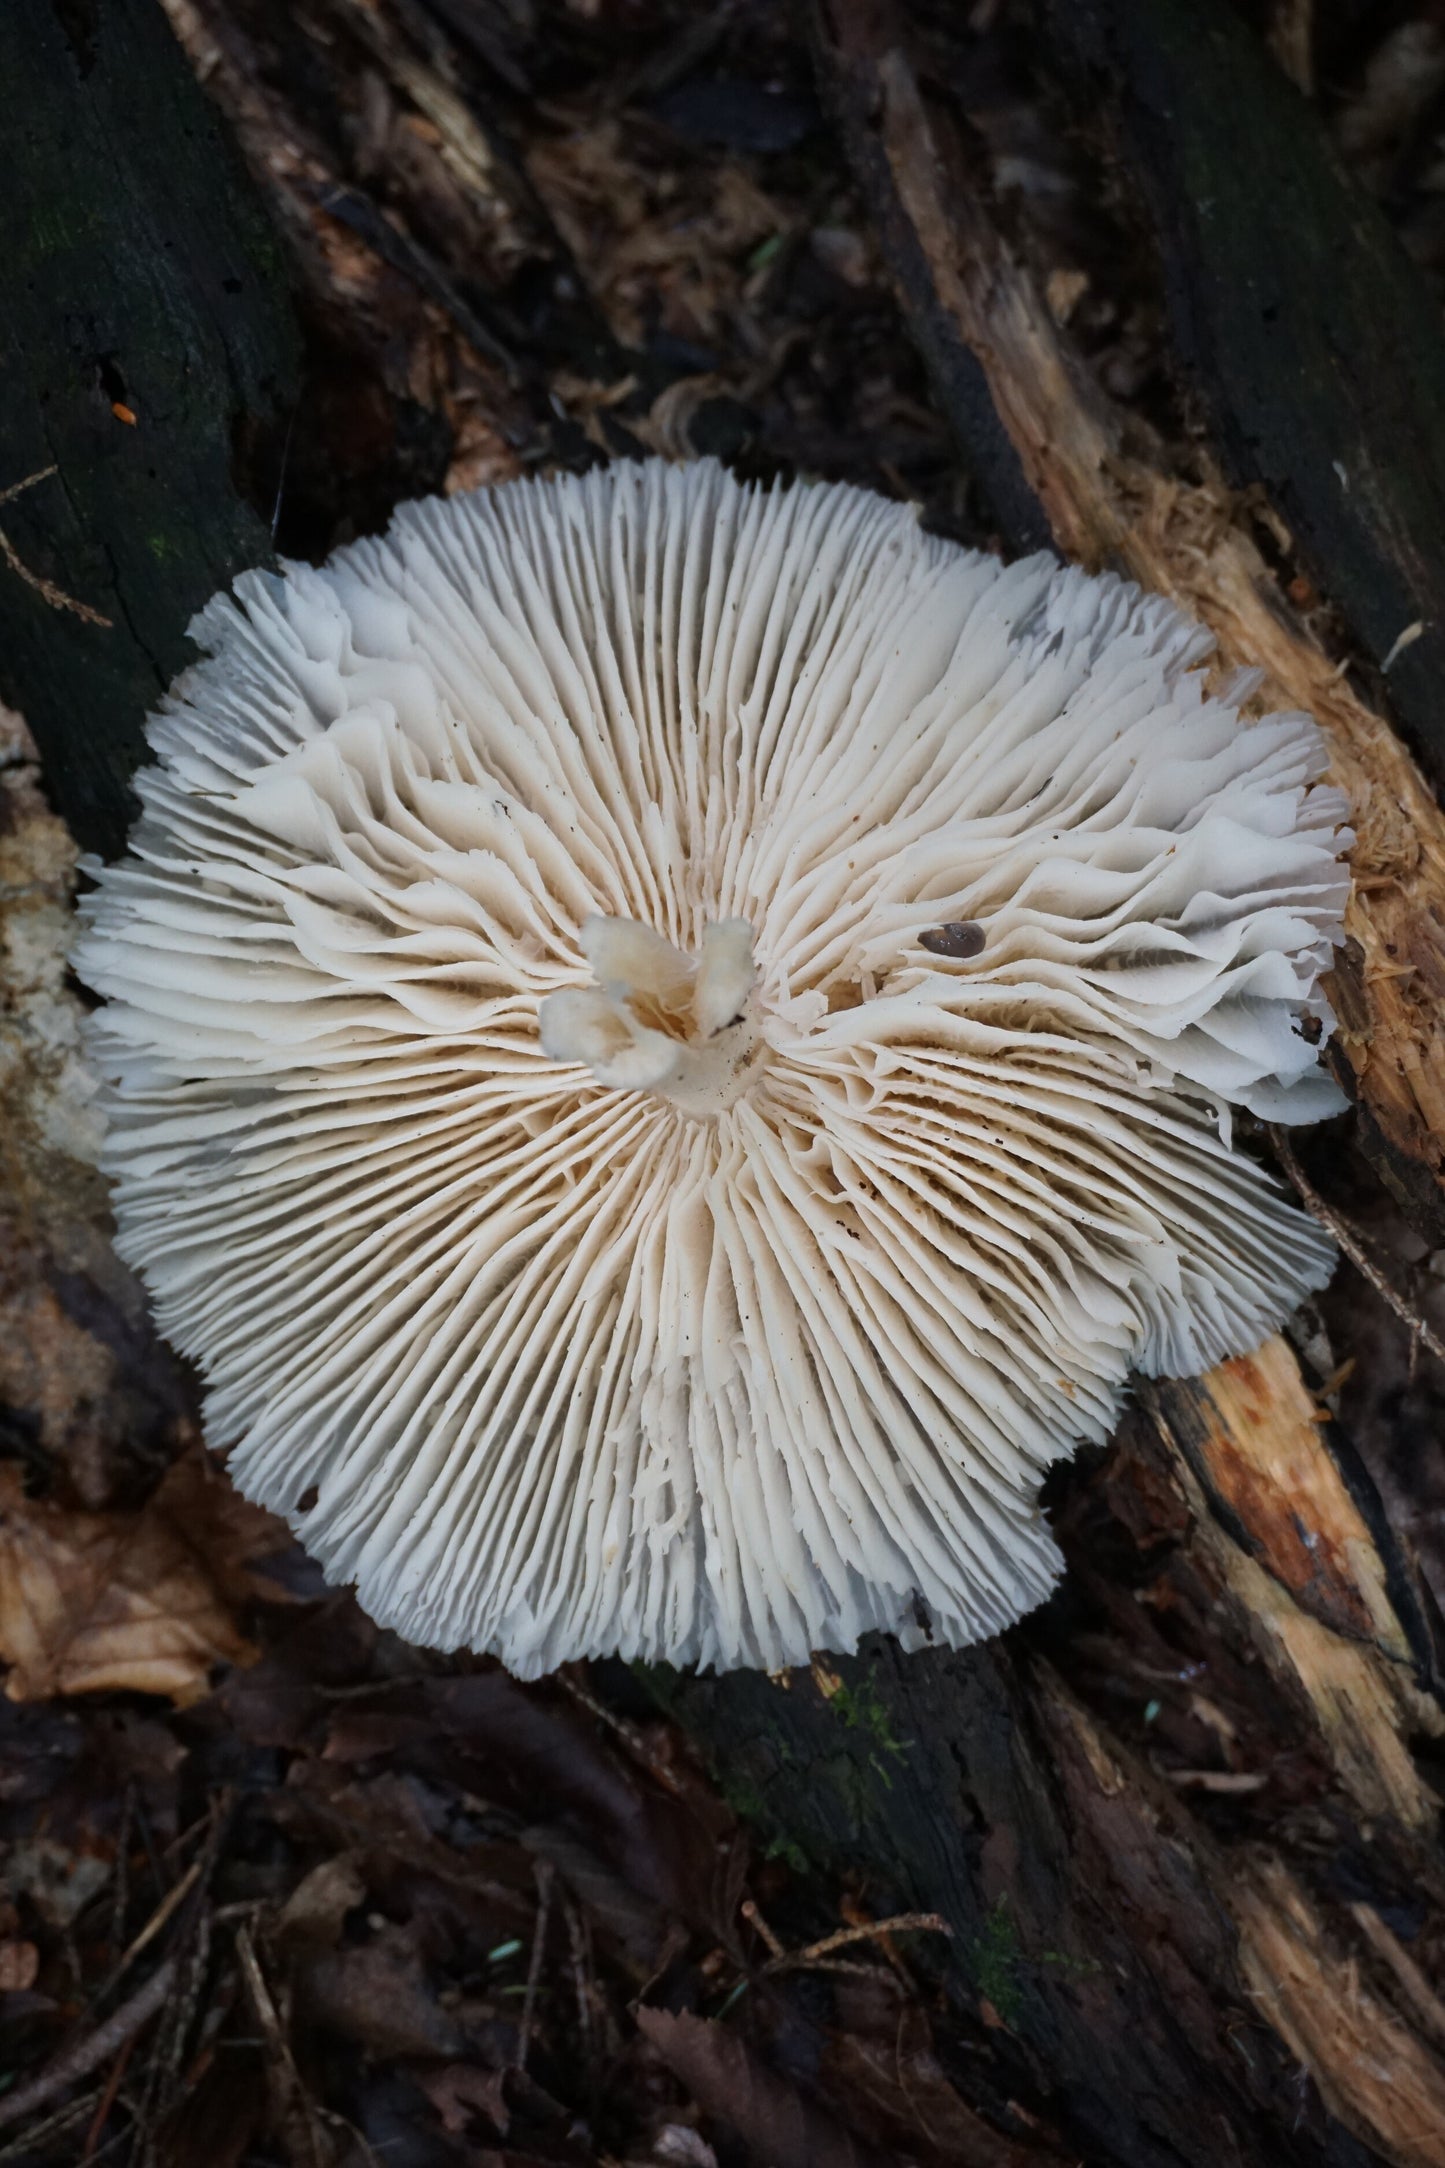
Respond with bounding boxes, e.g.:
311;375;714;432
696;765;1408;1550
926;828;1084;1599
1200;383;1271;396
639;12;1445;2167
0;0;300;857
655;1332;1445;2168
1233;1851;1445;2168
1149;1347;1442;1833
1048;0;1445;795
151;0;537;495
814;0;1445;1242
5;4;1445;2164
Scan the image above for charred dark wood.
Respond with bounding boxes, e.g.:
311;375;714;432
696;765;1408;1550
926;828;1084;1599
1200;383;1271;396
0;0;300;857
5;6;1445;2164
647;1345;1445;2168
812;38;1051;560
811;0;1445;1246
1045;0;1445;799
654;1637;1321;2168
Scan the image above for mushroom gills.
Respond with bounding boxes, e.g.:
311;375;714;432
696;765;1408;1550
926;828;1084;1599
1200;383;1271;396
539;915;764;1116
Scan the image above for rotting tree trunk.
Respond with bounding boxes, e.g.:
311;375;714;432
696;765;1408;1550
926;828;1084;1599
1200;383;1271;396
647;1355;1445;2168
0;0;300;858
651;9;1445;2167
5;4;1445;2165
814;0;1445;1246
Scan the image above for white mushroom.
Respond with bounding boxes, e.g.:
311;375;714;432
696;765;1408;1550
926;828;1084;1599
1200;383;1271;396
74;459;1349;1675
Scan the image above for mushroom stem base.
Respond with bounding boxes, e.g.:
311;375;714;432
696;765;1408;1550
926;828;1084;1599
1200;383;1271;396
539;915;766;1116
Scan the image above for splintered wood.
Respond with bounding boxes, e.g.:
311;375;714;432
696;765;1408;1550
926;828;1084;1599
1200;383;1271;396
1150;1345;1442;1834
815;10;1445;2161
820;2;1445;1230
1233;1856;1445;2168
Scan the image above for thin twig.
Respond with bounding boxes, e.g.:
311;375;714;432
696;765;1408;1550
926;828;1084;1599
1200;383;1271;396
0;466;113;628
107;1784;134;1962
110;1856;205;1989
739;1895;951;1978
0;1960;176;2134
74;2120;140;2168
772;1955;900;1980
740;1898;787;1962
560;1891;595;2086
517;1859;555;2073
0;465;57;509
0;2093;101;2163
555;1670;687;1796
80;2032;137;2163
234;1923;330;2168
232;1925;286;2064
127;1794;234;2148
893;2001;942;2150
150;1898;212;2115
133;1791;170;1913
764;1911;952;1975
1268;1127;1445;1367
85;1793;226;2053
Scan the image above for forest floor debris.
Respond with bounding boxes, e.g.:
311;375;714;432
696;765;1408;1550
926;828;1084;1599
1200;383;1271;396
6;3;1445;2162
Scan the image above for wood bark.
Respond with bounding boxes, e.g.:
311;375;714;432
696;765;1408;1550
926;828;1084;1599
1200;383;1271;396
0;0;300;856
654;1343;1445;2168
4;4;1445;2165
1047;0;1445;794
648;11;1445;2167
815;0;1445;1244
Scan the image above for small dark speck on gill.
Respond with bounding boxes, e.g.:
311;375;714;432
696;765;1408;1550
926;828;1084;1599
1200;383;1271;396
920;921;985;959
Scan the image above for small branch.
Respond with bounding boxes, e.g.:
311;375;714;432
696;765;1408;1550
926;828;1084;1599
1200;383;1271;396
0;465;57;509
764;1911;952;1975
108;1856;206;1989
84;1789;231;2075
0;467;113;629
556;1669;688;1796
80;2029;138;2163
517;1859;554;2073
560;1891;597;2092
232;1923;286;2063
735;1894;952;1986
740;1898;787;1962
0;1960;175;2134
1269;1127;1445;1368
234;1922;330;2168
0;2094;100;2164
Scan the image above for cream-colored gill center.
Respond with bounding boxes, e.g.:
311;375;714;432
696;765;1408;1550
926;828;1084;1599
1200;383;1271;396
538;915;766;1117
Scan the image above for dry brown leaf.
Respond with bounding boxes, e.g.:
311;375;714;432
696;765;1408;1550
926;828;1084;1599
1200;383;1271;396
273;1855;368;1952
817;1977;1070;2168
0;1939;38;1991
0;1455;260;1705
295;1930;469;2061
149;1448;296;1610
636;2006;894;2168
420;2063;511;2138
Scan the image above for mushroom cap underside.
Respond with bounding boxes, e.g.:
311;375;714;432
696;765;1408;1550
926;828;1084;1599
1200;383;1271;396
74;458;1348;1674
